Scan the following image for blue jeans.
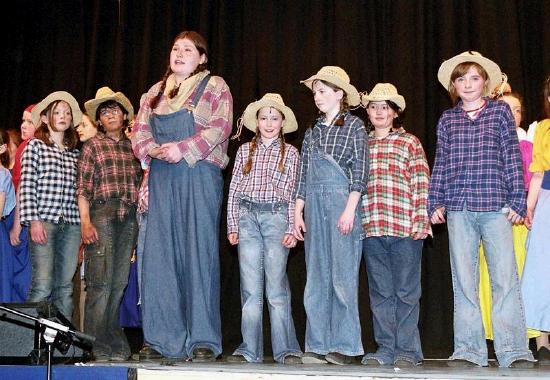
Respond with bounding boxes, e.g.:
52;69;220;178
447;209;534;367
362;236;423;365
233;200;301;363
27;221;81;318
84;200;138;357
303;150;363;356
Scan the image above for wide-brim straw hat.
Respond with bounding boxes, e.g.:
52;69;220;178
361;83;406;111
301;66;361;106
85;86;134;121
437;51;502;95
31;91;82;127
242;93;298;134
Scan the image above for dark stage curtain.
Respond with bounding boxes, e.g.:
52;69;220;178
1;0;549;358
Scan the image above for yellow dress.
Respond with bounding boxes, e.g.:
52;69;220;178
478;119;550;340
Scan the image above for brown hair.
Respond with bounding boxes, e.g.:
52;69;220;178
243;129;287;175
366;100;404;131
150;31;209;109
448;62;489;104
34;100;79;150
96;100;130;133
0;130;10;167
544;74;550;119
312;79;349;126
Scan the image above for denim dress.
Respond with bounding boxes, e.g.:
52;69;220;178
303;147;363;356
141;76;223;359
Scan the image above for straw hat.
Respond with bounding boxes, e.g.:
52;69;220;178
437;51;502;94
31;91;82;127
242;93;298;134
361;83;406;111
301;66;361;106
84;87;134;122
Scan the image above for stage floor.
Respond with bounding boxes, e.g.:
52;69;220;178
85;359;550;380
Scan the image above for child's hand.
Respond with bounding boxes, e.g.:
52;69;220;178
430;207;446;224
525;208;534;230
282;234;297;248
507;208;524;225
9;223;22;246
228;233;239;245
159;142;184;164
337;208;355;235
81;221;99;245
294;214;306;241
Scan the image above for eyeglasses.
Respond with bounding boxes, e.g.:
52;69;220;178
99;108;122;117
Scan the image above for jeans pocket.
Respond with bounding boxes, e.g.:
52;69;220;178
85;243;107;286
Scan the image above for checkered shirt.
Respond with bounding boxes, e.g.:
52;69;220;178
20;139;80;224
296;112;368;200
227;140;300;235
361;129;431;237
428;98;527;217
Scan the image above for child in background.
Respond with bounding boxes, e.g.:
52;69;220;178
360;83;430;367
429;51;535;368
20;91;82;319
294;66;367;365
0;130;18;301
521;73;550;365
226;93;302;364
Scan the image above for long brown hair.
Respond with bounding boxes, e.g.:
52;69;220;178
243;129;287;175
150;31;209;109
448;62;489;104
34;100;79;150
0;130;10;168
544;74;550;119
312;79;348;126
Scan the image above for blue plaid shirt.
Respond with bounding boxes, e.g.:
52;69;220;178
428;98;526;217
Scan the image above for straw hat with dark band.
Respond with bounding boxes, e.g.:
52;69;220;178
361;83;406;111
31;91;82;127
301;66;361;106
437;51;502;95
241;93;298;134
85;87;134;122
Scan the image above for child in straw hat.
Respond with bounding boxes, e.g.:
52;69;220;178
428;51;535;368
359;83;430;368
294;66;367;365
77;87;142;361
20;91;82;319
226;93;302;364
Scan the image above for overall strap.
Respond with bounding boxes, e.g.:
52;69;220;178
189;74;211;108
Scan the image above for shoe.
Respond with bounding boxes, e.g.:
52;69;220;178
283;355;302;365
301;352;327;364
538;347;550;365
363;358;383;366
226;354;247;363
110;352;130;362
447;359;478;367
394;359;421;367
192;347;216;362
509;359;535;368
325;352;353;365
92;352;110;362
139;346;163;362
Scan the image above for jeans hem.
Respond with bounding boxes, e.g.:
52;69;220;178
495;350;536;368
274;350;303;363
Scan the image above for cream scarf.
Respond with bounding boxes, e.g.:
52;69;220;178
161;70;210;114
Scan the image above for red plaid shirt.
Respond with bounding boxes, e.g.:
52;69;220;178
361;128;431;237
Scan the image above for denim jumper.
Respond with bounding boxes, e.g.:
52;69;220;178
303;147;363;356
141;75;223;359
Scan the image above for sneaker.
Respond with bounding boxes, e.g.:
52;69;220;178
394;358;421;367
192;347;216;362
301;352;327;364
509;359;535;368
325;352;353;365
283;355;302;365
363;358;383;366
92;352;110;363
226;354;248;363
139;345;163;362
538;347;550;366
110;352;130;362
447;359;478;367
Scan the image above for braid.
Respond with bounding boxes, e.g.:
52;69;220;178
243;129;260;175
150;65;172;109
277;131;286;173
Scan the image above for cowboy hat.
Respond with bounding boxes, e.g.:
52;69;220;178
361;83;406;111
301;66;361;106
85;87;134;121
437;51;502;94
242;93;298;134
31;91;82;127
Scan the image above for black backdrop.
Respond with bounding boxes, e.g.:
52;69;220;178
1;0;549;358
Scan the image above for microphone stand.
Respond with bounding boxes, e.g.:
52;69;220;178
0;305;95;380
